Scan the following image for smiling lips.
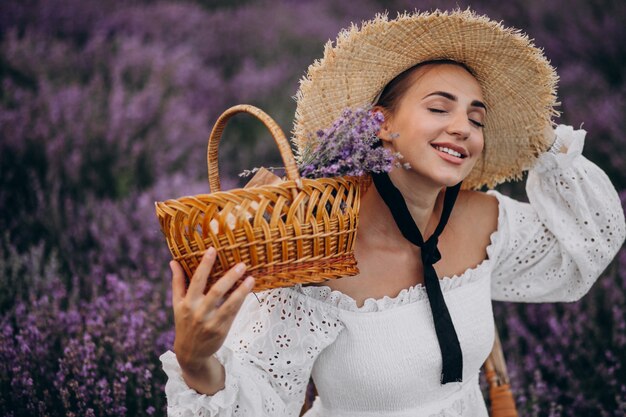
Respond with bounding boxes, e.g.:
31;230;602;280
431;143;468;164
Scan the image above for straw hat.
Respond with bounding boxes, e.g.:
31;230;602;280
292;9;559;190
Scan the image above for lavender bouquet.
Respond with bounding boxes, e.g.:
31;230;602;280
297;107;404;179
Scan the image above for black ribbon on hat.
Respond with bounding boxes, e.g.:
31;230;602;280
371;171;463;384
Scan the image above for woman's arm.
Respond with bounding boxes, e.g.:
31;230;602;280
170;248;254;395
161;256;345;416
489;125;625;302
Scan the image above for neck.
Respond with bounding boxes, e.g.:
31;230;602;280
388;168;445;233
359;169;444;245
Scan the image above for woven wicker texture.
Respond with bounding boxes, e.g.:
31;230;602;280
293;9;559;190
155;105;362;293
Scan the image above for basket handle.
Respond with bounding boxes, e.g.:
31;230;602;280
484;325;518;417
486;325;510;386
207;104;301;192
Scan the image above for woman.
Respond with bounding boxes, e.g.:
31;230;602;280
160;10;625;416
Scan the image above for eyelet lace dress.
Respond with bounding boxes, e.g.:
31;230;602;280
160;125;625;417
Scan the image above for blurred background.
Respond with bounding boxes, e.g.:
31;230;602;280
1;0;624;416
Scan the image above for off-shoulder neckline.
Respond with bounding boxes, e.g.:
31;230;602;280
288;190;506;312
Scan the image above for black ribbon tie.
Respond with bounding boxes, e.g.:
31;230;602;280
371;172;463;384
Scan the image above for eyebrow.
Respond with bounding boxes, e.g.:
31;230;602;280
423;91;487;111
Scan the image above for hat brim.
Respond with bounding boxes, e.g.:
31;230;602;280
293;9;559;190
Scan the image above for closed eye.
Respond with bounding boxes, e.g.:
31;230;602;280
470;119;484;128
430;108;484;128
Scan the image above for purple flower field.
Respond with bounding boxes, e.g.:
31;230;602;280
0;0;624;416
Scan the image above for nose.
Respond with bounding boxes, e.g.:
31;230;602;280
446;111;471;140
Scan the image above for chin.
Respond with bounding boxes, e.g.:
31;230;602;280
425;170;469;188
394;164;471;189
436;177;465;188
433;165;476;187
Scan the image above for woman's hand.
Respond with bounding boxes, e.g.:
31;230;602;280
170;247;255;394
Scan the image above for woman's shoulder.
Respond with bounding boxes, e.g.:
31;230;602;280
455;190;499;227
441;190;500;265
255;285;343;316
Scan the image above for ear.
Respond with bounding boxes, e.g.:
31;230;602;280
372;105;394;144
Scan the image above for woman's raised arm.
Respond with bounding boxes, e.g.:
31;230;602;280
169;247;255;395
161;251;345;416
489;125;625;302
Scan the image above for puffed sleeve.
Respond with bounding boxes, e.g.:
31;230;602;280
160;287;343;416
489;124;625;302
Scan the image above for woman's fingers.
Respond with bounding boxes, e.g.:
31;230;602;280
215;276;255;325
176;248;252;321
187;247;217;299
202;262;247;309
171;260;186;305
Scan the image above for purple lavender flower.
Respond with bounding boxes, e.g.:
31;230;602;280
298;106;398;179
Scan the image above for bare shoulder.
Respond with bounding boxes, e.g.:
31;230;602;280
454;190;499;234
438;190;500;274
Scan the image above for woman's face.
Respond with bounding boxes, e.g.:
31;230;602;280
378;64;486;188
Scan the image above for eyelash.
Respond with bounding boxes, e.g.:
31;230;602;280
428;108;484;128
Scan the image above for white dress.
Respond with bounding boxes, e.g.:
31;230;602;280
160;125;625;417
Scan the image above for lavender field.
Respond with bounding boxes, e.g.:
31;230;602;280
1;0;625;416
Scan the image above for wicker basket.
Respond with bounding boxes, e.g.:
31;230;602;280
155;104;363;292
